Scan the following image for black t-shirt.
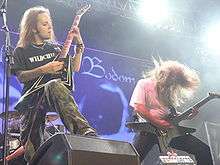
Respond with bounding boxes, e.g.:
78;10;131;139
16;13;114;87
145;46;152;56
11;42;70;95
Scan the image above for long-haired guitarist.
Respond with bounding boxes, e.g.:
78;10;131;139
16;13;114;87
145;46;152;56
129;59;213;165
11;6;97;162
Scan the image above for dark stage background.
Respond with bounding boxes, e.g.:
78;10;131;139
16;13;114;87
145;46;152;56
0;0;220;164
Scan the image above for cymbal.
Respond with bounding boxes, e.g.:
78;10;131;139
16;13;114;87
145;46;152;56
45;114;59;122
0;111;20;120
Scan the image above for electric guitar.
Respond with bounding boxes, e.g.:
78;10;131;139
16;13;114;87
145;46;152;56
21;4;91;99
126;92;220;153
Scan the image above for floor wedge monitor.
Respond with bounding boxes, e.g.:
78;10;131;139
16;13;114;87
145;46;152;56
29;133;140;165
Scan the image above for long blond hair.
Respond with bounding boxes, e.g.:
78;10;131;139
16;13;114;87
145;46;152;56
17;6;56;48
144;59;200;107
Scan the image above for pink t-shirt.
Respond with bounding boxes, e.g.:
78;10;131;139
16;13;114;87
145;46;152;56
130;79;170;118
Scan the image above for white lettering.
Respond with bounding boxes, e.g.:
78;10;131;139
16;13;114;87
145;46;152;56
28;53;56;63
81;56;135;84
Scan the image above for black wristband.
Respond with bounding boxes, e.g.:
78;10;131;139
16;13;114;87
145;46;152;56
76;43;84;47
75;44;84;53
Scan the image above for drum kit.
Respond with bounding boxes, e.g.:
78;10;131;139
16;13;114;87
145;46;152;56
0;111;64;155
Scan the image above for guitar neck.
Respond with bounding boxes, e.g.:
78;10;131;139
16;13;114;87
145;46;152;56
192;95;213;109
173;95;213;123
59;15;82;58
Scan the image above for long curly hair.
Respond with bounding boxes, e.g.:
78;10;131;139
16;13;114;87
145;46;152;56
144;59;200;107
17;6;56;48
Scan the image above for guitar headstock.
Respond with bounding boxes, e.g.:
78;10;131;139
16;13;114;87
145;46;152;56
208;92;220;99
76;4;91;16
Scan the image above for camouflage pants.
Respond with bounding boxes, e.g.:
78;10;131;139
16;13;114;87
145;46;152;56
17;79;96;162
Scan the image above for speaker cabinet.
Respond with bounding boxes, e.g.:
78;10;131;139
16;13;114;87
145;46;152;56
29;133;140;165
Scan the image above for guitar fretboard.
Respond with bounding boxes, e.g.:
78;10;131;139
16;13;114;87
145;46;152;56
59;16;81;58
173;95;214;123
59;5;90;58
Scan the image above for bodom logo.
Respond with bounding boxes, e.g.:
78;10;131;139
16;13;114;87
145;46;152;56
81;56;135;84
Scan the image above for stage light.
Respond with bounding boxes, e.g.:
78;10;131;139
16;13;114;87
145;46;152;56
137;0;170;25
205;23;220;52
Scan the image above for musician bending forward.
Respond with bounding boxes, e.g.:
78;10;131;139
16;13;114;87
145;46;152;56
11;6;96;162
129;60;213;165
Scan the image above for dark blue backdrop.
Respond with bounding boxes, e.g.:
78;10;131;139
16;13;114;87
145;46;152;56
0;31;152;142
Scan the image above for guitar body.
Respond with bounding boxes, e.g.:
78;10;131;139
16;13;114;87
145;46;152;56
41;55;73;91
126;121;196;152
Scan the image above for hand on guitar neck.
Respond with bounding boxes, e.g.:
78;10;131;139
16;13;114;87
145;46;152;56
69;27;84;45
150;108;199;128
65;26;84;55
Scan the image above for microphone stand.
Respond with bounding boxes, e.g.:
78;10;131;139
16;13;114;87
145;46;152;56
0;0;14;164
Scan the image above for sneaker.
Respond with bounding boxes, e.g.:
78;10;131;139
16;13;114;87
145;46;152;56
84;131;98;137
